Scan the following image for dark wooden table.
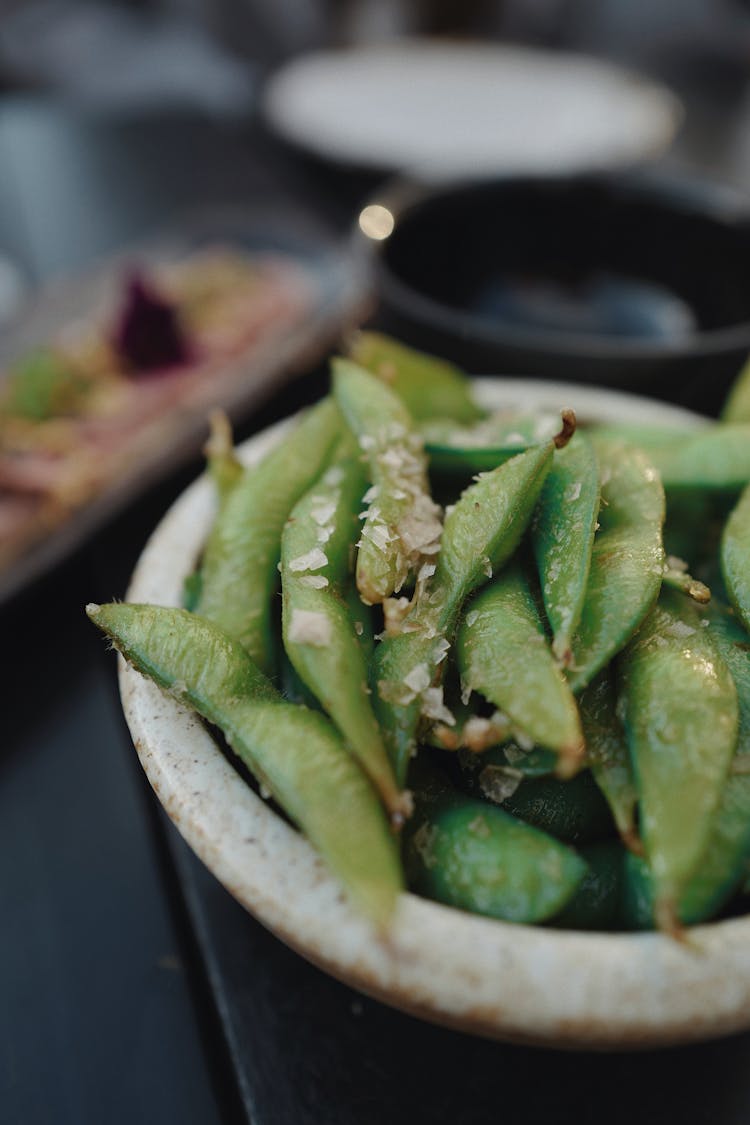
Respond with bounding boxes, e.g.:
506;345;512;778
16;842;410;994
4;86;750;1125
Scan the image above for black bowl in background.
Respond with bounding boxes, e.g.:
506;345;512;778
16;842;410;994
357;174;750;415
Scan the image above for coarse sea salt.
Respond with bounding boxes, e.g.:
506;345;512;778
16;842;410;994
311;500;337;526
422;686;455;725
480;765;522;804
288;547;328;572
288;608;332;646
404;663;431;694
664;620;696;639
323;465;344;487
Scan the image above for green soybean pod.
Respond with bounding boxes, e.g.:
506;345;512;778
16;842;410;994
567;439;665;693
589;423;693;461
721;482;750;633
196;397;342;672
87;602;402;928
348;331;483;424
333;359;442;606
434;418;573;611
579;670;640;852
456;565;584;776
281;445;408;823
403;760;586;924
618;588;739;928
621;602;750;929
532;430;600;666
654;426;750;492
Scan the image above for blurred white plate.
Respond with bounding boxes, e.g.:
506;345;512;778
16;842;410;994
263;41;682;179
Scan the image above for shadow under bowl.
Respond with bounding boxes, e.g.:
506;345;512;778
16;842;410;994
360;173;750;416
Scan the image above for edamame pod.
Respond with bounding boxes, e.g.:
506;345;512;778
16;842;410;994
579;670;640;851
589;423;693;461
721;482;750;632
281;445;407;822
618;588;739;928
348;331;482;424
456;566;584;775
333;359;442;605
436;417;573;609
591;422;750;493
621;602;750;929
196;398;342;672
403;760;586;923
531;431;600;665
567;439;665;692
87;603;402;927
654;426;750;492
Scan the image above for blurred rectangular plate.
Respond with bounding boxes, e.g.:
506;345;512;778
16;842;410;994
0;205;370;604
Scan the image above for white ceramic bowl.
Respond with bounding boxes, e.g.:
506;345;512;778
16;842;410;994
119;378;750;1051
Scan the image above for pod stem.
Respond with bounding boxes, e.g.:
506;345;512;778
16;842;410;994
662;560;711;605
655;896;687;942
552;635;573;669
620;825;645;857
389;789;414;831
553;409;577;450
554;739;586;780
204;408;234;460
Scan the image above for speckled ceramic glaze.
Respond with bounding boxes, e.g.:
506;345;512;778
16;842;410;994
120;379;750;1051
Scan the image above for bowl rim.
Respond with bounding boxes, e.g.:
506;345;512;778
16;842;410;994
119;377;750;1051
358;172;750;361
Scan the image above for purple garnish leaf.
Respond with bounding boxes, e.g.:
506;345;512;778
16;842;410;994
112;271;192;373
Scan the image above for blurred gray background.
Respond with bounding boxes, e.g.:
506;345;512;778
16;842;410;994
1;0;749;116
